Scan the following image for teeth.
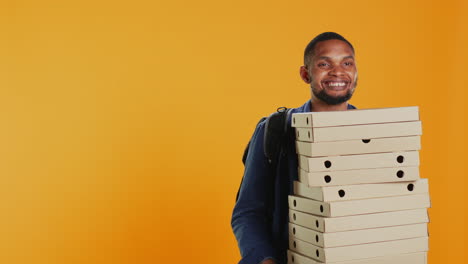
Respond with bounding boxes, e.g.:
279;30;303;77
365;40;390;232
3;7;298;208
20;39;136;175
327;82;346;87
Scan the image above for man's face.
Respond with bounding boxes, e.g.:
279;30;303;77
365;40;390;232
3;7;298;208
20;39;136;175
305;39;358;105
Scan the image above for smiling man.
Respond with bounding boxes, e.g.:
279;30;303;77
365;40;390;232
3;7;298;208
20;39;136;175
232;32;358;264
300;37;358;111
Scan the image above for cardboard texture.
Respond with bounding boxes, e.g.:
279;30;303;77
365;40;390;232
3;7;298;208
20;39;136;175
289;222;427;248
289;208;429;233
298;166;420;187
295;136;421;157
288;193;430;217
294;179;429;201
290;106;430;262
289;236;428;262
299;151;419;172
291;106;419;128
295;121;422;142
287;250;427;264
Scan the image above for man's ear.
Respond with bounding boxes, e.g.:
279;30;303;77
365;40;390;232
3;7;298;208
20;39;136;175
300;66;311;84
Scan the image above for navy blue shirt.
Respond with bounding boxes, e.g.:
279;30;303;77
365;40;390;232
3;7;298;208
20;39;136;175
231;100;356;264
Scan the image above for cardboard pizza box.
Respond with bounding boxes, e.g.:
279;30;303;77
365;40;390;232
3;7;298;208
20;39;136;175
289;208;429;233
289;236;428;262
288;193;430;217
299;151;419;172
291;106;419;128
287;250;427;264
298;166;420;187
295;121;422;143
293;179;429;202
289;222;427;248
296;136;421;157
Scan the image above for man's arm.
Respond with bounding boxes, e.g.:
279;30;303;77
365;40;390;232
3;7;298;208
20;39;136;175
231;121;278;264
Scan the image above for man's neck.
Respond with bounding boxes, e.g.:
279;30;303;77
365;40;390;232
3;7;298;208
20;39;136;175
310;97;349;112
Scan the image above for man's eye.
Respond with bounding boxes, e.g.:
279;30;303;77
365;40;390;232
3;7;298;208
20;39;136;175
318;63;329;67
344;62;354;66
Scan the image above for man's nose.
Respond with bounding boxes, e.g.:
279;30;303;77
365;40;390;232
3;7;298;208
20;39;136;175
329;65;345;76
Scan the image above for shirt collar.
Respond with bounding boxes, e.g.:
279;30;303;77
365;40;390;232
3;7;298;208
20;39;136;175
302;99;356;113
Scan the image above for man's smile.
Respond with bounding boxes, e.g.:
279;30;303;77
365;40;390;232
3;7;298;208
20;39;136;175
322;80;350;90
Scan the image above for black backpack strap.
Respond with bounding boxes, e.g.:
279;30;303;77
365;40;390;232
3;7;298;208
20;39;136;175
263;107;292;165
236;107;291;201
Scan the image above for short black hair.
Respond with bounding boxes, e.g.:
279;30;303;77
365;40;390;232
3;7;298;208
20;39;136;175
304;32;354;66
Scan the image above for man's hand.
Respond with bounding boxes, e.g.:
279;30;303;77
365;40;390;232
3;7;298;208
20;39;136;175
260;259;276;264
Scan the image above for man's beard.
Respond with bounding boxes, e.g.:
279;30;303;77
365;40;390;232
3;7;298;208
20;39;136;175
312;83;356;105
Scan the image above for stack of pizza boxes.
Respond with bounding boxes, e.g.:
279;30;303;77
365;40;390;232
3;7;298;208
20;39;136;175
287;106;430;264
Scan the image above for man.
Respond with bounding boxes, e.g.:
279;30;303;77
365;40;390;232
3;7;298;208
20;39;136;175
231;32;358;264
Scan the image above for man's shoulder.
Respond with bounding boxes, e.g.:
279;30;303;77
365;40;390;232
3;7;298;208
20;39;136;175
251;101;308;128
262;101;311;120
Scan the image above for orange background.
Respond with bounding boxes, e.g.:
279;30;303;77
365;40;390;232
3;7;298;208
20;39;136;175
0;0;467;263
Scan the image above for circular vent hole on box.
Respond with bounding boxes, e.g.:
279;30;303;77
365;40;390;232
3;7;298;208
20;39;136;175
306;117;309;125
293;227;296;234
293;213;296;221
315;235;319;242
293;241;296;248
308;131;311;139
407;184;414;191
316;250;319;257
324;160;332;168
397;170;405;178
338;190;346;197
293;200;297;207
293;117;296;125
324;175;331;183
315;220;319;228
320;205;324;212
291;255;295;263
297;131;299;138
362;139;371;143
397;155;405;163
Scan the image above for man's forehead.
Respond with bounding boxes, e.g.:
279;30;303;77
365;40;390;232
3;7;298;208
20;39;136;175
314;39;354;56
317;55;355;60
